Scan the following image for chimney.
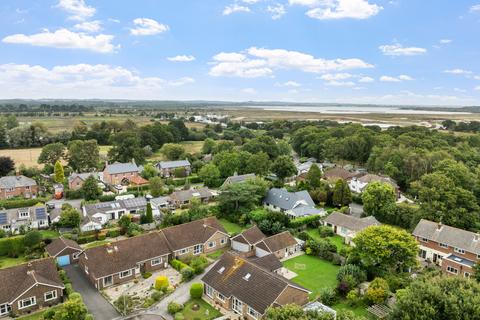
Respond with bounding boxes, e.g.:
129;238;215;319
437;222;443;230
474;234;479;242
131;158;136;165
26;262;34;275
15;170;20;177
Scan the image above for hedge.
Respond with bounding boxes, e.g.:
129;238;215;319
77;234;97;244
289;214;321;229
0;197;49;209
65;189;83;200
106;228;121;238
127;184;151;192
170;259;189;271
188;176;202;184
0;236;25;256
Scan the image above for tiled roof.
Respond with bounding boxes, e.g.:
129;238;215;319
222;173;256;186
323;168;357;181
249;254;282;272
104;162;139;175
170;187;214;203
231;225;266;245
257;231;298;253
413;219;480;255
68;172;99;182
46;237;83;257
0;175;37;189
324;212;380;232
0;258;63;304
202;253;308;314
263;188;315;211
158;160;191;169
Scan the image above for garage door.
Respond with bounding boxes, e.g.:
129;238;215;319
57;255;70;266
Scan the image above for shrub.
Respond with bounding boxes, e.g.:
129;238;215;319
365;277;390;305
171;259;189;271
106;228;121;238
77;234;97;244
181;267;195;281
306;238;337;260
142;272;152;279
318;226;334;238
346;290;359;307
152;291;163;302
0;197;48;209
174;313;185;320
190;255;209;274
190;283;203;299
289;215;321;229
337;264;367;286
337;274;358;296
155;276;169;290
97;233;107;241
318;287;338;306
0;236;26;257
43;308;56;319
168;302;184;315
296;231;311;241
65;283;73;296
85;314;94;320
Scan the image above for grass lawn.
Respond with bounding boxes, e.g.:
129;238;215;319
207;248;228;260
83;240;110;249
333;300;372;319
39;230;60;239
218;218;248;236
147;141;204;162
181;298;222;320
305;228;346;251
282;254;340;299
17;305;63;320
0;255;27;269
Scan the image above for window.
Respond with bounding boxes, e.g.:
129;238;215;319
39;220;45;226
446;266;458;274
248;306;260;319
44;290;57;302
119;270;132;279
454;247;465;254
439;243;448;249
19;211;29;218
180;248;188;255
217;293;226;302
419;249;427;259
205;284;213;298
464;272;471;278
6;188;14;192
151;257;162;266
220;238;227;245
73;252;80;260
103;275;113;287
193;244;202;255
208;241;216;249
18;297;36;310
420;237;429;243
0;304;11;316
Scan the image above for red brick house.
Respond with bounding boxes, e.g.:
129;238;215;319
0;258;64;317
0;175;38;200
413;219;480;277
102;161;140;185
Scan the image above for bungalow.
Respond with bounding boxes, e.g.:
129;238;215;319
0;175;38;200
248;254;283;274
323;167;358;184
263;188;325;218
161;217;229;259
46;237;83;267
255;231;301;259
68;172;101;191
156;160;191;178
323;212;381;244
202;253;310;319
413;219;480;278
221;173;256;189
349;174;400;198
0;258;64;317
0;206;49;234
102;160;141;185
79;232;171;290
231;225;267;255
169;187;216;208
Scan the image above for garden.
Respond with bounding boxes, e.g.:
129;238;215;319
168;283;222;320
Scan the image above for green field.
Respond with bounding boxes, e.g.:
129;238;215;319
147;141;204;162
181;299;222;320
0;255;27;269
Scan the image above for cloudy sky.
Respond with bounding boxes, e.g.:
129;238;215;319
0;0;480;105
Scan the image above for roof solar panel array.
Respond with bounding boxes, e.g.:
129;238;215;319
0;212;7;224
35;207;47;219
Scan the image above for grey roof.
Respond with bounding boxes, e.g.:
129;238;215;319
0;206;48;226
170;187;214;203
249;254;282;272
104;162;139;175
413;219;480;255
264;188;315;210
84;197;147;216
0;175;37;189
222;173;256;187
157;160;191;169
68;172;99;182
324;212;381;232
150;196;170;206
356;174;398;188
291;206;325;217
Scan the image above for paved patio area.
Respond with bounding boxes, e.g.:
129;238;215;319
105;268;181;303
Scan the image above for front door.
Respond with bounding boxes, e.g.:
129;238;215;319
232;297;243;314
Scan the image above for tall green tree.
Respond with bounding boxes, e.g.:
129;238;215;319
144;202;153;223
332;179;352;207
160;143;186;160
0;156;14;176
198;163;221;187
362;182;396;222
108;131;146;164
245;152;270;176
352;225;418;276
202;138;216;154
38;143;65;166
306;164;322;189
67;140;100;171
149;176;163;197
58;204;81;228
270;155;296;182
54;160;65;183
81;175;101;201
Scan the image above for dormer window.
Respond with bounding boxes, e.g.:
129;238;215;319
218;266;225;274
243;273;251;281
18;209;29;219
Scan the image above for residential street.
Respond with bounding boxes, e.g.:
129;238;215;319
64;264;120;320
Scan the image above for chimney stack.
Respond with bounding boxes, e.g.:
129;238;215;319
437;222;443;230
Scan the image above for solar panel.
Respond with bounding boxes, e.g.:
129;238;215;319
35;207;47;220
95;202;112;209
0;212;7;224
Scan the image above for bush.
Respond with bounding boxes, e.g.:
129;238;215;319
168;302;184;315
97;233;107;241
152;291;163;302
181;267;195;281
190;283;203;299
337;264;367;285
0;236;25;257
171;259;189;271
318;226;334;238
85;314;94;320
318;287;338;306
106;228;121;238
346;290;359;307
289;215;321;229
296;231;311;241
77;234;97;244
365;278;390;305
142;272;152;279
65;189;83;200
337;274;358;296
175;313;185;320
190;255;209;274
65;283;74;296
43;308;56;319
0;197;48;209
306;238;337;260
155;276;169;290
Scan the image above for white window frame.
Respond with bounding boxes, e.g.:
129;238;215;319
446;266;458;274
19;211;29;218
420;237;429;243
44;290;57;302
454;247;465;254
85;266;89;274
103;275;113;287
220;238;227;245
73;252;80;260
193;244;202;255
208;241;216;249
18;297;36;310
180;248;188;255
119;270;132;279
248;306;260;320
464;272;471;278
439;243;448;249
151;257;162;266
217;293;226;302
0;303;11;316
205;284;213;298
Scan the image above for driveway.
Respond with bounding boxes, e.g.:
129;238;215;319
64;264;120;320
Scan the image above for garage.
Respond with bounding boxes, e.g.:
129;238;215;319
57;255;71;266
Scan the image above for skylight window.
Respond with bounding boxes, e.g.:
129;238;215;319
243;273;251;281
218;266;225;274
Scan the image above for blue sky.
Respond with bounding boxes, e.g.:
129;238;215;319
0;0;480;105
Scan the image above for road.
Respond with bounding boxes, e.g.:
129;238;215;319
64;264;120;320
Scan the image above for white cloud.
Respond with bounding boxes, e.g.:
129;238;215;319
454;88;466;93
380;75;413;82
325;80;355;86
242;0;261;3
475;86;480;91
56;0;95;21
474;75;480;80
167;55;196;62
242;88;257;94
379;43;427;56
320;73;353;81
0;63;194;99
358;76;374;83
2;28;117;53
223;4;251;15
283;81;302;87
74;20;101;32
209;47;372;78
130;18;169;36
470;4;480;12
439;39;452;44
304;0;382;20
267;4;286;19
444;69;472;75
